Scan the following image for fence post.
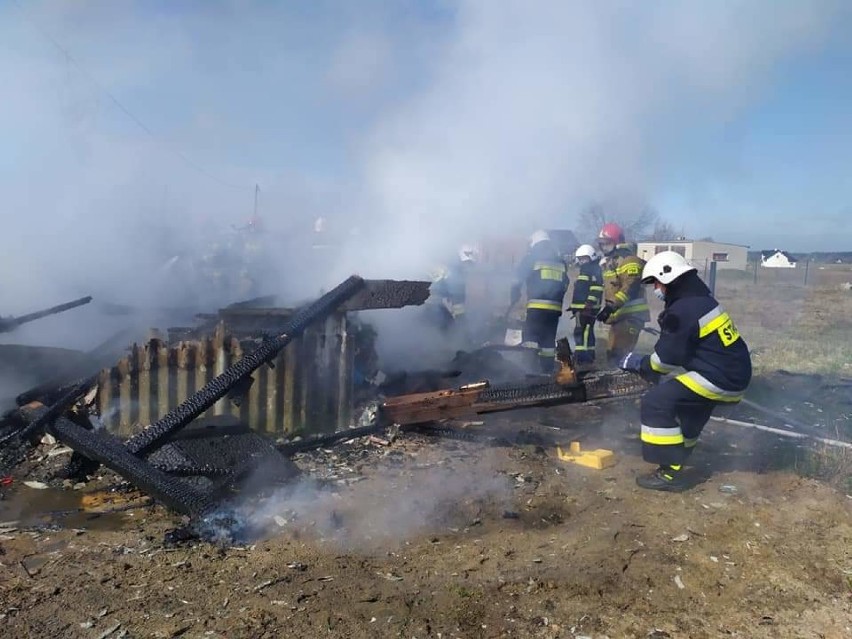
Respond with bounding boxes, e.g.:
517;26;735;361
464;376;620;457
753;259;758;284
708;260;717;295
804;259;810;286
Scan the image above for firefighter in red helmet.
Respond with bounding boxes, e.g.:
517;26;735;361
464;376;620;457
595;222;650;366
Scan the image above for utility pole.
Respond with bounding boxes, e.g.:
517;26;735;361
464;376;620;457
253;184;260;218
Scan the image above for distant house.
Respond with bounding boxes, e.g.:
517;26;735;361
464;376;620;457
760;249;798;268
635;240;748;271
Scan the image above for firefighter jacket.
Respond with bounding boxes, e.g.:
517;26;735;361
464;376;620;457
639;271;752;401
513;241;569;312
430;261;467;317
601;244;650;323
568;259;604;313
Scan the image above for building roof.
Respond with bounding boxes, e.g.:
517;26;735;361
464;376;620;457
636;239;750;248
760;249;798;262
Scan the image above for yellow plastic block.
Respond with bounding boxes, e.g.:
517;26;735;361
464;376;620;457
556;441;616;470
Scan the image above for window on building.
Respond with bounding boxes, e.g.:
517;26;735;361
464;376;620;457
671;245;686;257
712;252;729;262
654;245;669;254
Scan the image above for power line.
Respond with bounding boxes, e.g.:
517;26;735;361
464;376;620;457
10;0;254;192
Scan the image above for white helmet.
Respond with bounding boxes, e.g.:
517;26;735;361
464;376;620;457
458;244;479;263
574;244;598;261
641;250;696;285
529;229;550;247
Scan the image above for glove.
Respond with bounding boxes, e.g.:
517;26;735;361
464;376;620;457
596;303;616;323
619;352;644;373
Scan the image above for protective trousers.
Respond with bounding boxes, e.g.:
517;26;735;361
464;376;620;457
573;313;596;363
639;379;719;467
523;308;561;373
606;318;644;366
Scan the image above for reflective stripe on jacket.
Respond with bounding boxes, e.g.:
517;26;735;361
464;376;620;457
514;241;569;311
601;244;650;322
568;260;604;311
641;273;752;400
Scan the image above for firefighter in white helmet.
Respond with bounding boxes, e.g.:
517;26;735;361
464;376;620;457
429;243;480;335
566;244;604;365
509;230;569;373
619;251;752;491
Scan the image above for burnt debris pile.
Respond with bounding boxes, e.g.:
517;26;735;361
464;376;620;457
1;276;653;544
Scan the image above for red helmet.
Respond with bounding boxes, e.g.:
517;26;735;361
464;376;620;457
597;222;624;244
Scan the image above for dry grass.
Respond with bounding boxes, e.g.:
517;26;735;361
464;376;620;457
631;264;852;488
715;265;852;375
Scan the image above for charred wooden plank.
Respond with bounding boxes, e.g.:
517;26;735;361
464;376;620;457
378;371;649;426
0;296;92;333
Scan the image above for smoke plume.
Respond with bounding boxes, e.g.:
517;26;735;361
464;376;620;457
1;0;849;341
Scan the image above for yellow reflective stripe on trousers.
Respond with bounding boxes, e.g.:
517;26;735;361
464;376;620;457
521;341;538;349
684;437;699;449
576;275;590;281
538;348;556;357
676;372;744;402
641;424;684;446
527;299;562;311
575;324;592;351
650;351;678;374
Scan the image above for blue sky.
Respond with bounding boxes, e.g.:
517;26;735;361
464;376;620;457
1;0;851;310
655;34;852;249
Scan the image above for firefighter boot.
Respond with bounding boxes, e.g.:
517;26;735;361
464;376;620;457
636;465;690;492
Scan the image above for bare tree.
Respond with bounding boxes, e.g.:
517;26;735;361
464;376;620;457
642;218;680;241
576;201;659;242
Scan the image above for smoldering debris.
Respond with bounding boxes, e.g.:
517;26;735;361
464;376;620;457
214;436;515;550
2;275;482;545
3;271;850;551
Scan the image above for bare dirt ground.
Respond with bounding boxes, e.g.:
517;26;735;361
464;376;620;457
1;265;850;639
2;398;851;639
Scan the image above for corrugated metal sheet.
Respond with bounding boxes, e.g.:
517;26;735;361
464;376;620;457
96;315;353;437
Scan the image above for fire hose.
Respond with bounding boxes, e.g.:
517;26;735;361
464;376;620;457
709;415;852;450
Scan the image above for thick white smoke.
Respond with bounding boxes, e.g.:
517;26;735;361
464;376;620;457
1;0;850;338
336;0;849;278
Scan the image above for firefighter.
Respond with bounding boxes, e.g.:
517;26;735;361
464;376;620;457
429;244;479;334
619;251;752;491
567;244;604;365
510;230;570;373
595;222;650;366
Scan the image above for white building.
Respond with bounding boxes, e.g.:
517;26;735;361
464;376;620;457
635;240;748;272
760;249;798;268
